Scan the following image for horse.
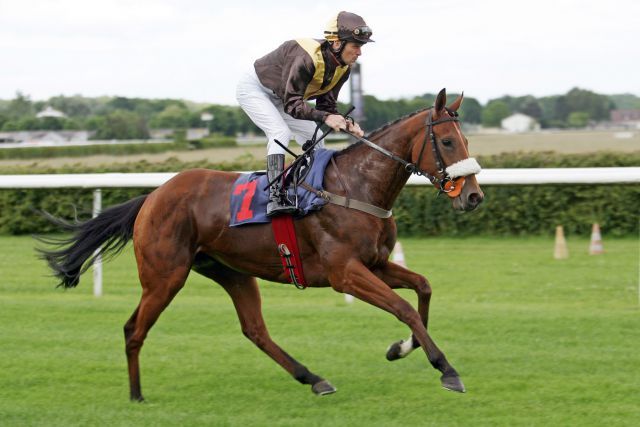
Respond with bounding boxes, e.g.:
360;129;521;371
39;88;484;401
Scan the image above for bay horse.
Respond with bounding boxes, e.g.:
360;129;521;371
40;89;483;401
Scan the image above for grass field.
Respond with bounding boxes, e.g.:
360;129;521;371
1;235;639;426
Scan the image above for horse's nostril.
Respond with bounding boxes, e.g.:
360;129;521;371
468;192;482;207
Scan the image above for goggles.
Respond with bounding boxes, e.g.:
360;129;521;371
351;26;373;42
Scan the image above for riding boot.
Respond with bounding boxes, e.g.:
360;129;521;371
266;154;297;217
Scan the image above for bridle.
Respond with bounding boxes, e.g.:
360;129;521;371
410;108;461;194
354;107;475;197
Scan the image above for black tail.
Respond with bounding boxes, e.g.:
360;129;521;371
36;195;148;288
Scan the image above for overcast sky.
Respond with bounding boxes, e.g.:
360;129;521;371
1;0;639;106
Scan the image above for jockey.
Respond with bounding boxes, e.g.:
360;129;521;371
236;11;373;216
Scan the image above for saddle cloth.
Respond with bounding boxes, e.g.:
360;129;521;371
229;148;336;226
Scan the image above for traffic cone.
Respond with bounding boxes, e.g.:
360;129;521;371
554;225;569;259
589;223;604;255
393;241;407;267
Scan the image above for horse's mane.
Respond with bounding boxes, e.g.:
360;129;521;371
337;107;430;156
367;107;430;139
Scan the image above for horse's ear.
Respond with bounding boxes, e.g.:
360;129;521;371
449;91;464;112
434;88;447;114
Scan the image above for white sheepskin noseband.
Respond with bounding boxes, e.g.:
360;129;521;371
445;158;481;178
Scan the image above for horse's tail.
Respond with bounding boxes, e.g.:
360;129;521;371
37;195;148;289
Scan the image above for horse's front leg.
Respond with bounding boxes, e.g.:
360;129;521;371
373;261;432;361
330;259;465;392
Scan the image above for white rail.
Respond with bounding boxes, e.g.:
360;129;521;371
1;168;639;189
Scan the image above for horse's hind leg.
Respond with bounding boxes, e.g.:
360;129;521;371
192;255;336;395
125;248;192;402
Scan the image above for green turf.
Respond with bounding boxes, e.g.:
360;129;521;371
1;235;638;426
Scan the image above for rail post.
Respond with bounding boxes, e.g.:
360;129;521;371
92;188;103;297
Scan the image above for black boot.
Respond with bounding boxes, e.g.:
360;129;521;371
267;154;297;217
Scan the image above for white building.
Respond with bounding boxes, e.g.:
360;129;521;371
36;106;67;118
501;113;540;132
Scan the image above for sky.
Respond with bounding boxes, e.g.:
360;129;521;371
1;0;639;107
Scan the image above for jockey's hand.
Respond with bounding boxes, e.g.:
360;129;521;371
347;120;364;138
324;114;347;133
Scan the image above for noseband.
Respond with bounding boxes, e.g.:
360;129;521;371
356;107;480;197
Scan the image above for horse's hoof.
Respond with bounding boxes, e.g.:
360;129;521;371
386;338;416;361
440;375;467;393
130;395;145;403
440;374;466;393
312;380;337;396
386;340;405;361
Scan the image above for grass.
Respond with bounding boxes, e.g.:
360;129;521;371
0;235;638;426
467;129;640;156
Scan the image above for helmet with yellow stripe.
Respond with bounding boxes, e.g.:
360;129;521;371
324;11;374;44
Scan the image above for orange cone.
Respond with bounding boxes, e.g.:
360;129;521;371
393;241;407;267
554;225;569;259
589;223;604;255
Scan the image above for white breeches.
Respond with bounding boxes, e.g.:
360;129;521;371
236;69;323;156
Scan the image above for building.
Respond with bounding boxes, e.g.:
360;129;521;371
0;130;92;145
610;109;640;129
501;113;540;133
36;106;67;119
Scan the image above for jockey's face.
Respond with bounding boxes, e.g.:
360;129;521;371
332;41;363;65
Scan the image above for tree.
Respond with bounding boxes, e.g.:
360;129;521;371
16;117;39;130
38;117;65;130
92;110;149;140
203;105;251;136
481;100;511;127
6;92;33;118
520;99;543;120
1;120;19;131
458;97;482;123
609;93;640;109
106;97;137;112
149;104;190;129
567;111;590;128
85;116;106;131
48;95;96;117
563;87;613;121
538;95;561;128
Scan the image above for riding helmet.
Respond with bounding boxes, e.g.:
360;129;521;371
324;11;374;44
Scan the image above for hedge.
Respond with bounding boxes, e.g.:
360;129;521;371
0;151;638;236
0;136;236;160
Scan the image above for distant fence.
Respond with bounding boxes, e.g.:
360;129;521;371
2;167;639;296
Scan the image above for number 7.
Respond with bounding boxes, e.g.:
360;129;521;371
233;180;258;221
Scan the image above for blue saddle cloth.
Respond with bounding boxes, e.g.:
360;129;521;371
229;148;336;226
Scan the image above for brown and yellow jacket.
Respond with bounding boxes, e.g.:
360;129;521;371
254;38;350;122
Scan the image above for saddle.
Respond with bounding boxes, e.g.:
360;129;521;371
229;149;336;227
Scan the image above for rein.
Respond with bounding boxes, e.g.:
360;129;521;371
300;156;393;219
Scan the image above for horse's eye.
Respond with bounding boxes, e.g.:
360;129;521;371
441;139;453;147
